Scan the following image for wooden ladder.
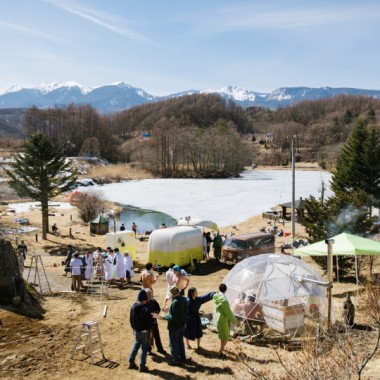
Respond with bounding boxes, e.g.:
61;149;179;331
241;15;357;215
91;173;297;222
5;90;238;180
26;254;52;295
71;320;105;364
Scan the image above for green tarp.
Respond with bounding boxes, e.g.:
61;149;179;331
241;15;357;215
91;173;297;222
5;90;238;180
294;233;380;256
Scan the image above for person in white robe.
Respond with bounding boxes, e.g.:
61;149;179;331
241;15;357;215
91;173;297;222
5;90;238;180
102;253;113;285
84;251;93;282
114;248;125;288
162;263;175;311
123;251;134;284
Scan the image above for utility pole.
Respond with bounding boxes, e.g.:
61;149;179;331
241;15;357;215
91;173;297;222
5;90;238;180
291;139;296;239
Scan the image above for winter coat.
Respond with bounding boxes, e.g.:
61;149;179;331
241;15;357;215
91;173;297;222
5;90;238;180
184;291;215;340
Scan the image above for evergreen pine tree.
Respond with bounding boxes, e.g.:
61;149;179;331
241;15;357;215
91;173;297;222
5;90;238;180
4;133;77;239
330;119;369;197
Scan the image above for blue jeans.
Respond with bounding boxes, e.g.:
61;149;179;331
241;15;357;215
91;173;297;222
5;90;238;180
169;327;186;363
129;330;148;366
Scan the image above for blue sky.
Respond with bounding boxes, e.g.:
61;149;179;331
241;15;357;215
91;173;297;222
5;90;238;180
1;0;379;95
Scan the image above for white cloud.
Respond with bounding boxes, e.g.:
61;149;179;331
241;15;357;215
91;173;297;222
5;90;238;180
44;0;150;42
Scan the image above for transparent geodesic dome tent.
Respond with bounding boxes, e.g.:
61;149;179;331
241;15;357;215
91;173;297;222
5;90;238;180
217;254;333;337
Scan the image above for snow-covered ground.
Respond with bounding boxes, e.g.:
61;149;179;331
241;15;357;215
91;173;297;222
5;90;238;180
7;202;75;213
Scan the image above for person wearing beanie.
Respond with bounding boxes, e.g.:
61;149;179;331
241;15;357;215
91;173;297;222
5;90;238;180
128;289;152;372
162;286;188;365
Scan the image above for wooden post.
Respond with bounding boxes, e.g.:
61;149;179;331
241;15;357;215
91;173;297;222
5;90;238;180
326;239;334;327
69;228;72;238
35;234;38;242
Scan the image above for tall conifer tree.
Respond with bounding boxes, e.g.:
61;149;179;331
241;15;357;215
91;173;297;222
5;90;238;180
5;133;77;239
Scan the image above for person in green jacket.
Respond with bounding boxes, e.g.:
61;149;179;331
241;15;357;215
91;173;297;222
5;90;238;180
212;234;223;261
162;286;188;365
213;283;237;358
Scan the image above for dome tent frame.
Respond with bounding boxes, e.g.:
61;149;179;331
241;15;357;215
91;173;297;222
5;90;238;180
219;254;332;338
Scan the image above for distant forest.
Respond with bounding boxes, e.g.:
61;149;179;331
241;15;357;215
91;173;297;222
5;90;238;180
1;93;379;177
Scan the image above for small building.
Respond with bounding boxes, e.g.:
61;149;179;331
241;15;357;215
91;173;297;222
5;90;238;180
279;197;305;221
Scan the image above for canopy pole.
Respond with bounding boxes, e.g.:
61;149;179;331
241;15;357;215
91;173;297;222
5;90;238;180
355;254;359;295
326;239;334;327
336;256;340;283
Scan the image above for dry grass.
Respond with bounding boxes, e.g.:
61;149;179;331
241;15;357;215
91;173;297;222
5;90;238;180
86;163;154;182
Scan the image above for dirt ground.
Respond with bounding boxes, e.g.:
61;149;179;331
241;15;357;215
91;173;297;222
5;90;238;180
1;197;380;379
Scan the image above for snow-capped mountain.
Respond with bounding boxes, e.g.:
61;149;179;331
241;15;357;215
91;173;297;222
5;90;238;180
0;81;380;113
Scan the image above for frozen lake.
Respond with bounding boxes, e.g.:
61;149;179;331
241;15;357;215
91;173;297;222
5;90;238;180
81;169;332;228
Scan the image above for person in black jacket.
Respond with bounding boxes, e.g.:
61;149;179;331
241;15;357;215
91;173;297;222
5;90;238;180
144;288;166;355
128;289;152;372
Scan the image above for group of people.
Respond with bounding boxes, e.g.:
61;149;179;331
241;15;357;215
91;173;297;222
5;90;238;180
127;261;237;372
203;232;223;261
120;222;138;236
63;245;134;292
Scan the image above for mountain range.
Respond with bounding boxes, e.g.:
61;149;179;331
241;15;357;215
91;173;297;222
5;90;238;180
1;81;380;113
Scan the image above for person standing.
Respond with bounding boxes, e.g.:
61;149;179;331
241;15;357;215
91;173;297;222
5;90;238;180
144;288;166;355
70;252;83;292
162;263;175;310
17;249;25;277
128;289;151;372
202;233;208;261
83;251;93;285
64;244;75;277
184;287;215;350
141;263;157;294
212;234;223;261
172;265;190;296
123;251;134;284
213;283;237;358
162;286;188;365
17;240;28;260
205;232;212;260
114;247;125;288
132;222;137;237
102;251;113;286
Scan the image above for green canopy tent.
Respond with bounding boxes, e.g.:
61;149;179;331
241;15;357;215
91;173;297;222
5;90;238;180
295;233;380;324
294;232;380;284
89;215;110;235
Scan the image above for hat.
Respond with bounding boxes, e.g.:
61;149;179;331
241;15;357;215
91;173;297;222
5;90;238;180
173;265;181;272
138;289;148;302
169;286;180;296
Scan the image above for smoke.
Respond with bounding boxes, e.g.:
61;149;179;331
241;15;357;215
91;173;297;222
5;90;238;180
325;204;366;237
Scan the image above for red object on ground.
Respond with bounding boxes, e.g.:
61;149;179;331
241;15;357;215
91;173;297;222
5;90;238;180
68;190;81;203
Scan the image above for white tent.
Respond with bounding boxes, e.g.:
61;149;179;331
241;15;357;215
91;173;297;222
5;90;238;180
219;254;332;336
177;217;218;231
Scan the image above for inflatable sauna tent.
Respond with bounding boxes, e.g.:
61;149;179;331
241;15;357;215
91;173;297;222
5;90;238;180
218;253;333;337
147;226;204;267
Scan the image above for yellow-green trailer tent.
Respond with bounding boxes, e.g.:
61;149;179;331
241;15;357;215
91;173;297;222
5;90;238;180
147;226;204;267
